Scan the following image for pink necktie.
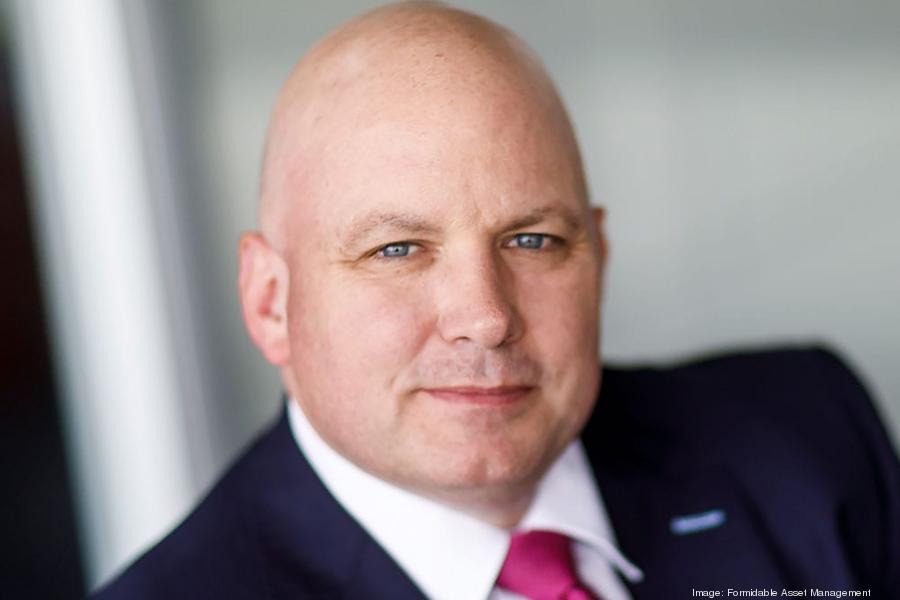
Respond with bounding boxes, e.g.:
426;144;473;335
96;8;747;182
496;530;599;600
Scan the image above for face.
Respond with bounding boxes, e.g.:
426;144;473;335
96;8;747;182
242;58;606;511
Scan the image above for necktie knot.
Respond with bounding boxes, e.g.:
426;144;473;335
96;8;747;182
497;530;597;600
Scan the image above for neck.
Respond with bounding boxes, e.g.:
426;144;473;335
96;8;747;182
422;481;539;530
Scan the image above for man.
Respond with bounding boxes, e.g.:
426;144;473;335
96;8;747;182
94;2;900;599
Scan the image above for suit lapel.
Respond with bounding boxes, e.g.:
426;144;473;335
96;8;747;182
583;368;791;598
342;537;429;600
593;464;791;598
246;409;426;599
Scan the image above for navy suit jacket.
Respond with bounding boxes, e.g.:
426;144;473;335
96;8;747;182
93;347;900;599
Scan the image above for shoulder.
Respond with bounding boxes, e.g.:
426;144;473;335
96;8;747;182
589;345;900;588
90;414;294;600
590;345;886;474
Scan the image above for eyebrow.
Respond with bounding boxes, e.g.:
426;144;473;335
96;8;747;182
341;212;443;248
504;205;583;233
340;204;584;248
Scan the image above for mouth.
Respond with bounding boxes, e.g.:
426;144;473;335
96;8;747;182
422;385;534;406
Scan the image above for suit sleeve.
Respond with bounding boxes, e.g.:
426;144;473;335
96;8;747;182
815;348;900;593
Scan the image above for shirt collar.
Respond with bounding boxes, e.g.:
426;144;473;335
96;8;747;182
287;398;641;600
517;438;644;583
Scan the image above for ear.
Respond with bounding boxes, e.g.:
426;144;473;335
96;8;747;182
237;232;291;366
591;206;609;268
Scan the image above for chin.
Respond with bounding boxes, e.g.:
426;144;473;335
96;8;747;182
411;430;563;497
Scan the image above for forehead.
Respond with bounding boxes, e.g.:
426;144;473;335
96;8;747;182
268;23;587;243
285;95;585;240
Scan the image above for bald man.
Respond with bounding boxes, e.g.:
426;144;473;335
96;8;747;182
93;3;900;599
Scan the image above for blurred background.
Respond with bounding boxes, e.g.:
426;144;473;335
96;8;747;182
2;0;898;596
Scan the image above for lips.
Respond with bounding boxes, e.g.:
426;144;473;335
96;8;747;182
422;385;533;406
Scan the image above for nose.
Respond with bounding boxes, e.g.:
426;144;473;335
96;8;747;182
435;249;523;348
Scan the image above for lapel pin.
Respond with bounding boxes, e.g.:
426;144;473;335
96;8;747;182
670;509;727;535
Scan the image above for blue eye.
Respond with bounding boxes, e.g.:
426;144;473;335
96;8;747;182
513;233;547;250
378;242;412;258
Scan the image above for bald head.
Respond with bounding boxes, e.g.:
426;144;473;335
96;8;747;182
258;1;586;250
240;2;606;524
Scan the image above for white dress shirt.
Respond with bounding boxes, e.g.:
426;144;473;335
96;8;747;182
288;399;643;600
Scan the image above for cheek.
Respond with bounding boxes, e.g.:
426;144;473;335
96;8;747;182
286;276;434;453
517;266;600;363
516;267;601;442
302;278;433;384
